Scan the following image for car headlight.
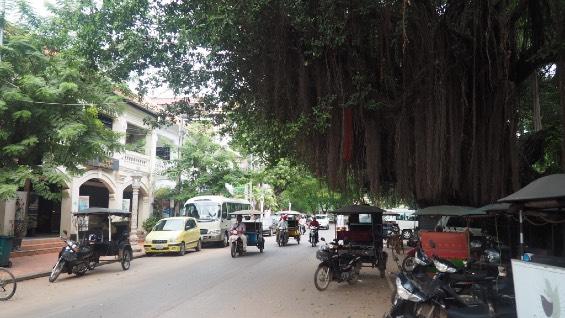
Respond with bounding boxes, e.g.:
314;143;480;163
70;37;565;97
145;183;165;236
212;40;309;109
395;276;425;302
208;229;221;235
433;258;457;273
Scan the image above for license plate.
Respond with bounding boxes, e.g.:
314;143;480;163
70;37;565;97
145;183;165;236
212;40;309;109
154;244;165;250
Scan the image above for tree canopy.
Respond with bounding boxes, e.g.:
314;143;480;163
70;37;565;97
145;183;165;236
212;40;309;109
0;23;123;200
43;0;565;207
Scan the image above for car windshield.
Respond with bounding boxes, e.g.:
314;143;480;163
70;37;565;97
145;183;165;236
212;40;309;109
316;215;327;219
185;202;221;221
154;219;185;231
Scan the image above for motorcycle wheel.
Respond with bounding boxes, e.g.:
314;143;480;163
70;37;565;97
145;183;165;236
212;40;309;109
314;265;332;291
230;242;237;258
49;259;64;283
297;237;300;244
0;268;17;300
87;260;97;270
121;249;132;270
223;234;229;247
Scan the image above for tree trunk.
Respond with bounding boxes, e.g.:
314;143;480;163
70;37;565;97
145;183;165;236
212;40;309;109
532;71;542;131
559;59;565;171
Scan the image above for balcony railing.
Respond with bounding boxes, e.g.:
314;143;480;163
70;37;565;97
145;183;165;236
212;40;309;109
121;150;151;173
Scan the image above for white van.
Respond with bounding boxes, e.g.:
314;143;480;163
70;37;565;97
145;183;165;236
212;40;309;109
182;196;251;247
315;214;330;230
384;209;418;239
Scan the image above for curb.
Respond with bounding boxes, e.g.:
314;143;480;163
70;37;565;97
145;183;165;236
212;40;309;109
14;253;146;283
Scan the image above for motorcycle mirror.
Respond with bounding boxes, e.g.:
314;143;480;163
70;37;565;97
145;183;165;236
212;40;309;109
320;237;325;242
63;230;68;236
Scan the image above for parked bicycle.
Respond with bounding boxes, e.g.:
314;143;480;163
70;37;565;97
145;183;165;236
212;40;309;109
0;267;16;300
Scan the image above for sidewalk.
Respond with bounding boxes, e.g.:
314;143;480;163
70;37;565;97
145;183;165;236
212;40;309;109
6;246;146;282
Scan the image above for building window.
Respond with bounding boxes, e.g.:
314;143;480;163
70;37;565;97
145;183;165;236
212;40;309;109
98;114;113;130
156;146;170;160
125;123;147;154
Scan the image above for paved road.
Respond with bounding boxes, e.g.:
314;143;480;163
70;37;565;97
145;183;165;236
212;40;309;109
2;227;392;318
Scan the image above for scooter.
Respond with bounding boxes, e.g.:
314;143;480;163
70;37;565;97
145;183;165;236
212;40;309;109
277;227;289;247
309;226;319;247
49;231;97;283
314;238;361;291
229;230;245;257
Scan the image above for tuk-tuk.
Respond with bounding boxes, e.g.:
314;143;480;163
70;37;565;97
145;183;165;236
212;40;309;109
49;208;133;282
228;210;265;257
330;205;388;278
275;211;302;246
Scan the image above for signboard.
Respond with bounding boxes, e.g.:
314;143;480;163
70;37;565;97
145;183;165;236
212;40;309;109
78;196;90;211
512;259;565;318
420;231;470;260
77;196;90;231
122;199;131;212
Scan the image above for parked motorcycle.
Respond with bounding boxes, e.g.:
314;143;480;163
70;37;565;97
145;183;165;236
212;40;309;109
314;238;361;291
49;232;98;283
386;254;516;318
309;226;319;247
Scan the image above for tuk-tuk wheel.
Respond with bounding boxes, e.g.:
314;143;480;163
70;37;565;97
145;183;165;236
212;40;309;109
297;237;300;244
121;249;132;270
379;269;385;278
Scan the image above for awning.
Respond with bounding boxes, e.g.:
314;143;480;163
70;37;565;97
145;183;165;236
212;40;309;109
498;174;565;204
414;205;479;216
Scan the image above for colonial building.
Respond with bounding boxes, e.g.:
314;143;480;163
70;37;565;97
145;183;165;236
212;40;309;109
0;98;183;243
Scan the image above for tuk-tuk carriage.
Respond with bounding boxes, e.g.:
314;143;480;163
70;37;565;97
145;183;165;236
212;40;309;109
228;210;265;257
330;205;388;278
275;211;302;246
49;208;133;282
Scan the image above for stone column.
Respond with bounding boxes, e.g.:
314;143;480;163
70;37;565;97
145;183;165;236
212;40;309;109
129;176;142;245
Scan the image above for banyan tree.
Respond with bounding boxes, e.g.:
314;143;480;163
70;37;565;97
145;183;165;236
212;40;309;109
51;0;565;207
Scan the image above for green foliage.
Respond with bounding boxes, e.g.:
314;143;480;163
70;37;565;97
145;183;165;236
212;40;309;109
142;213;162;233
168;122;242;200
0;25;123;200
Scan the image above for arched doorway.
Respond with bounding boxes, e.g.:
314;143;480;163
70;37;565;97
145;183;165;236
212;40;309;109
79;178;114;209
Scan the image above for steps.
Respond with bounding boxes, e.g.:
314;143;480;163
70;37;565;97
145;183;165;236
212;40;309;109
10;237;66;258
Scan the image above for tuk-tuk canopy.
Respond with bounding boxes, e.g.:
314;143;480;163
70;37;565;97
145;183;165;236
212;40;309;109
275;210;302;215
414;205;479;216
498;174;565;206
331;205;384;214
468;203;511;215
73;208;131;216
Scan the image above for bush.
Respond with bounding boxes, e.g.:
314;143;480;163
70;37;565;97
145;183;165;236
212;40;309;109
142;213;162;233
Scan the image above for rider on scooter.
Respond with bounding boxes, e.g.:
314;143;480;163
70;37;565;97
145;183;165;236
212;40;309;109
310;216;320;243
229;214;247;252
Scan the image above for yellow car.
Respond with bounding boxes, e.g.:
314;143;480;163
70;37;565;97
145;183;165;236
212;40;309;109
144;217;202;256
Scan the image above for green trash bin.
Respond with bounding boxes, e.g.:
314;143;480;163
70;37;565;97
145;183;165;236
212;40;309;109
0;235;14;267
